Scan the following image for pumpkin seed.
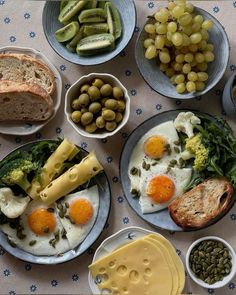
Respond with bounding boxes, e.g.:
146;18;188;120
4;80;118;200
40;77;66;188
173;140;180;145
65;202;69;208
130;167;138;175
174;147;180;153
59;211;64;218
29;240;36;246
57;203;63;211
131;189;141;198
47;208;55;213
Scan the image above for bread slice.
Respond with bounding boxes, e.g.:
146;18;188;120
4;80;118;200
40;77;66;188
0;80;53;121
0;53;55;95
168;177;234;230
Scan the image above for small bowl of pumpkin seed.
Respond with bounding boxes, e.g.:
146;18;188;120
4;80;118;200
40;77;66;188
186;236;236;289
65;72;130;139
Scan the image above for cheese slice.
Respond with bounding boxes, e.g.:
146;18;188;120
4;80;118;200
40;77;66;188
89;239;173;295
146;234;185;294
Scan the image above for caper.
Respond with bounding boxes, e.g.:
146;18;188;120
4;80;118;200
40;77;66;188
115;112;123;123
81;107;88;114
102;109;116;121
85;122;97;133
92;78;104;89
88;102;102;114
88;85;101;101
117;100;126;112
105;121;117;132
113;86;124;99
96;116;105;129
80;84;90;93
81;112;93;126
100;84;113;96
105;99;118;110
71;98;80;110
78;93;90;107
71;111;82;123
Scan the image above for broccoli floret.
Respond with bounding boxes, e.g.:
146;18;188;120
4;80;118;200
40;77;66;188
181;133;209;171
0;159;37;192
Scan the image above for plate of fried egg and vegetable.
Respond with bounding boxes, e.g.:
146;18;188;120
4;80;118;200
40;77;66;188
0;138;110;264
120;110;236;231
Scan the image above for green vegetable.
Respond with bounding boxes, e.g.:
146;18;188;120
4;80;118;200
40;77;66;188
183;116;236;190
0;159;38;192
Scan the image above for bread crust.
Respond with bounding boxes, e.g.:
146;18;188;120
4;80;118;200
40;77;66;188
168;177;234;230
0;53;56;95
0;80;53;121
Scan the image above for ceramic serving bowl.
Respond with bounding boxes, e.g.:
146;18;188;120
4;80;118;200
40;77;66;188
65;73;130;139
222;73;236;118
135;7;230;99
186;236;236;289
42;0;136;65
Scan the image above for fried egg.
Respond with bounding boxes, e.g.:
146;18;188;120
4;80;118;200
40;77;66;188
57;185;99;249
139;165;192;213
0;199;70;255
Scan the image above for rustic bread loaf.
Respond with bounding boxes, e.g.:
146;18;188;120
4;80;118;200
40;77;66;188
0;53;55;95
168;177;234;230
0;80;53;121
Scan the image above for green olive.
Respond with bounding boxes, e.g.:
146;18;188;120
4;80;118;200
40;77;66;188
78;93;90;107
117;100;126;112
85;122;97;133
88;86;101;101
81;107;88;114
96;116;105;129
105;99;118;110
115;112;123;123
88;102;102;114
113;87;124;99
105;121;117;132
80;84;90;93
101;97;109;106
71;111;82;123
100;84;113;97
71;98;80;110
102;109;116;121
92;78;105;89
81;112;93;126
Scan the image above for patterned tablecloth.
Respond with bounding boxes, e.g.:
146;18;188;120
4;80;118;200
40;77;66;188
0;0;236;294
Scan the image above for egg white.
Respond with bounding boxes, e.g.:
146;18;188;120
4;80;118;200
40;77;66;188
0;199;70;256
139;165;192;213
57;185;99;249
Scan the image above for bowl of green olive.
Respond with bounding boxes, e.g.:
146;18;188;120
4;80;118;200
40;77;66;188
65;73;130;139
186;236;236;289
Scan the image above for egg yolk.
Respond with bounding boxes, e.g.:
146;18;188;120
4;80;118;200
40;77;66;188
144;135;167;159
146;175;175;203
28;209;56;236
69;199;93;225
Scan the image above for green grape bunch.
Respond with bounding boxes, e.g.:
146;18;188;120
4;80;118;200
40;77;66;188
143;0;214;94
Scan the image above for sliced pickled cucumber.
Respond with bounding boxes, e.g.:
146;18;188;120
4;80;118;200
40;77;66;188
83;23;108;36
83;0;97;9
58;0;86;24
60;0;69;12
66;27;84;52
78;8;106;23
98;1;107;9
105;2;122;40
55;21;80;42
76;33;114;56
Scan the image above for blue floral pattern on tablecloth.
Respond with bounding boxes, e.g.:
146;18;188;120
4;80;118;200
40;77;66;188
0;0;236;294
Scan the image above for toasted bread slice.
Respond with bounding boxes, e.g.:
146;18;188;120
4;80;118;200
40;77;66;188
168;177;234;230
0;80;53;121
0;53;55;95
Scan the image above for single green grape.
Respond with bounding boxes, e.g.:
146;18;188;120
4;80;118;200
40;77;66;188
191;22;201;33
143;38;155;48
154;8;169;23
193;15;204;24
186;81;196;92
145;45;157;59
195;52;205;63
196;62;208;71
195;81;205;91
203;51;215;62
175;54;185;63
202;20;213;30
190;32;202;44
167;21;177;33
175;74;185;84
145;24;156;34
172;32;183;46
200;29;209;40
172;5;185;18
205;43;214;51
185;2;194;13
182;63;191;74
165;68;175;77
173;62;183;71
155;23;168;34
184;53;194;63
155;35;165;49
197;72;209;82
159;51;171;63
176;83;186;93
179;13;192;26
168;1;176;10
189;44;198;52
187;71;198;82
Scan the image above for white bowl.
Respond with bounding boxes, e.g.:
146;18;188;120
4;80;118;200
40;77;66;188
186;236;236;289
65;73;130;139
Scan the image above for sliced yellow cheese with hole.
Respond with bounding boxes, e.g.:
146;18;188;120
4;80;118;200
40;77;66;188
144;236;179;295
28;139;79;199
40;151;103;205
146;234;185;294
89;238;173;295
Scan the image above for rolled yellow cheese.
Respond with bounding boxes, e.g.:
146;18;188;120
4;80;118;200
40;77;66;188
40;152;103;205
28;139;79;199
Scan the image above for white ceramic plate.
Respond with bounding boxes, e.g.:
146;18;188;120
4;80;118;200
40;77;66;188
88;226;156;294
0;46;62;136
